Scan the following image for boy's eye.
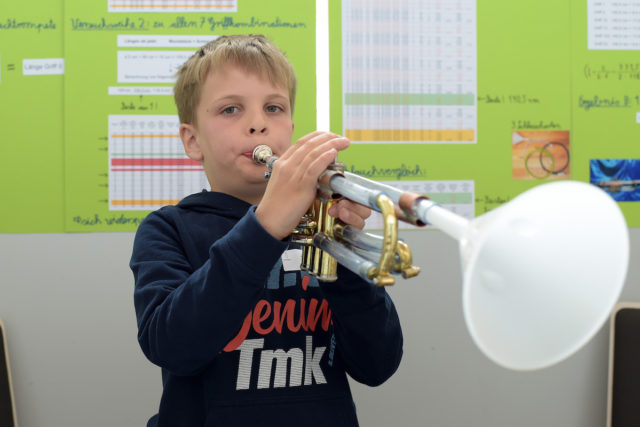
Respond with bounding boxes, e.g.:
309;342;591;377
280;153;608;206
266;105;284;113
222;106;239;114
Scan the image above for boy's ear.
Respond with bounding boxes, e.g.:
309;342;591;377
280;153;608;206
180;123;204;161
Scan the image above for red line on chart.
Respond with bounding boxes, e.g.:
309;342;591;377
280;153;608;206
111;158;201;166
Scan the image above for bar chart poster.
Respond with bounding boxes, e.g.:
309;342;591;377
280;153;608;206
341;0;477;145
63;0;316;231
108;115;209;210
330;0;575;219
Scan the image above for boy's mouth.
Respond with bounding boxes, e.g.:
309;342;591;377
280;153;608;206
243;148;274;162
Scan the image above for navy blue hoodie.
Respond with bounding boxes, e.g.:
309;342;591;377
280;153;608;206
130;191;403;426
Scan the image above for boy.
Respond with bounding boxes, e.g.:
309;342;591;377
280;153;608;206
130;34;403;427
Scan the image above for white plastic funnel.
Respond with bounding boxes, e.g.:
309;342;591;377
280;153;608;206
458;181;628;370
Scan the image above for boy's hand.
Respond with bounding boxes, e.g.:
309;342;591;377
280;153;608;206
328;199;372;230
255;131;350;240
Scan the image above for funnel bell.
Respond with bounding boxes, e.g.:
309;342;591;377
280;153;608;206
460;181;629;370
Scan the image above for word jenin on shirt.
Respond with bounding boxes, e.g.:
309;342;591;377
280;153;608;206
224;297;333;390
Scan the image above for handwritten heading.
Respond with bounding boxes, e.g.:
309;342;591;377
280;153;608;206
70;16;307;32
578;94;640;111
0;18;57;32
347;164;426;180
511;120;562;130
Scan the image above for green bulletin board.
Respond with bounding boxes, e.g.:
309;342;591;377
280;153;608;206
1;0;640;233
0;0;316;233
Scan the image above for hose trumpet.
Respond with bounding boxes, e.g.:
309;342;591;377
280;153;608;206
253;143;630;371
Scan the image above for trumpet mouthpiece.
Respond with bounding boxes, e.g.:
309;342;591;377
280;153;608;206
252;145;273;165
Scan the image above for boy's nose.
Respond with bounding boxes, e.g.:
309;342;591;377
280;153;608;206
247;110;267;135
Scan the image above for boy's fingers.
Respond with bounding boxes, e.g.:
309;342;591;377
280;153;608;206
344;200;372;220
275;133;349;186
303;147;339;181
272;131;316;161
280;131;346;163
300;135;349;170
328;200;371;230
277;131;327;160
297;134;347;164
337;205;366;229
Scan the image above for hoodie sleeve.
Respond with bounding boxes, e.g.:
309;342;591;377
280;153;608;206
130;207;288;376
319;267;403;387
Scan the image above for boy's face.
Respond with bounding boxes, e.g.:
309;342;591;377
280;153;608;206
180;64;294;204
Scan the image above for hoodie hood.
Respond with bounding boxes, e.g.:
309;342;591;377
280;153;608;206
176;190;252;220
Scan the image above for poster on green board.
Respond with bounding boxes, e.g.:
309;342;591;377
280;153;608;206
571;0;640;223
63;0;316;232
330;0;640;228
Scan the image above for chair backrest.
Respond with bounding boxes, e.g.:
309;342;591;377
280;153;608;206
607;302;640;427
0;319;17;427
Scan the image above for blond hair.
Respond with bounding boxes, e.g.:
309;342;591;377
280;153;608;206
174;34;297;124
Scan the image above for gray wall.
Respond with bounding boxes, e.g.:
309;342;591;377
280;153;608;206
0;229;637;426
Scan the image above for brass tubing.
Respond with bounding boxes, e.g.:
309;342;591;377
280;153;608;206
312;200;339;281
396;241;420;278
301;245;313;272
366;194;398;286
311;201;325;276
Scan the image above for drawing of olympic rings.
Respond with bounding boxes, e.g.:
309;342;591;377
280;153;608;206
522;141;570;179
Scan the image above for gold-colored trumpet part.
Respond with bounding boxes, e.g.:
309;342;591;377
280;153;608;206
366;194;397;287
395;241;420;279
312;199;339;282
295;209;317;272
